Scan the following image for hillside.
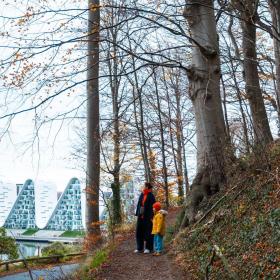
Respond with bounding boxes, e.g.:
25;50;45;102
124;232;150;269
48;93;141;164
172;141;280;279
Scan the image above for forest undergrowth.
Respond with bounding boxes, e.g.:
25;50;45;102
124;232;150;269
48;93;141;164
171;140;280;279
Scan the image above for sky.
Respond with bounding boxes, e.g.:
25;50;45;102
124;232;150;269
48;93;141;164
0;117;84;192
0;0;198;194
0;0;87;192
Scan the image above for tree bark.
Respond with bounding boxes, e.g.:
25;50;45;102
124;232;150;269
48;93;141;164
110;28;122;225
174;84;185;204
227;17;251;153
269;0;280;135
239;0;273;146
184;0;227;188
163;71;186;204
130;55;151;183
154;69;169;208
86;0;101;241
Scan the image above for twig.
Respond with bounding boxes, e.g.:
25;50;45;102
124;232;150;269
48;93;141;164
194;175;256;227
205;249;215;280
193;183;240;227
212;245;239;280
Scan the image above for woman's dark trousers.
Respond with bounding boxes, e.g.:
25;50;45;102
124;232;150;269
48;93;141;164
136;218;153;251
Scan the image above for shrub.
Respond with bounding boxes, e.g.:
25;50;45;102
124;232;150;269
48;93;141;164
41;241;80;257
0;227;19;260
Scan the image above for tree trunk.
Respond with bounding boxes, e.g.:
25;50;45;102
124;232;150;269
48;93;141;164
240;1;273;146
130;55;151;182
154;70;169;208
174;86;185;204
111;182;121;226
269;0;280;135
110;29;122;225
184;0;227;188
86;0;101;241
227;17;251;153
165;81;181;202
182;136;190;195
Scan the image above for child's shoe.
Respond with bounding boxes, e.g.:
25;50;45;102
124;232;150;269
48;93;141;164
143;249;150;254
153;252;161;256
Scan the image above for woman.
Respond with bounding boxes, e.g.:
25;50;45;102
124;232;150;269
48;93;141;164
134;182;156;253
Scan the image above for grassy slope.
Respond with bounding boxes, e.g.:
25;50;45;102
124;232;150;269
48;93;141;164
22;228;39;235
60;231;85;237
172;141;280;280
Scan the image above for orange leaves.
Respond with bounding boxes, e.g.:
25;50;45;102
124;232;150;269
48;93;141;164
16;8;34;26
89;3;101;12
255;242;267;250
121;174;132;183
263;94;276;104
236;202;247;218
259;73;274;81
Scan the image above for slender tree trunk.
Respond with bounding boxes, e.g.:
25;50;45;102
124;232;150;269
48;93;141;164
269;0;280;135
227;17;251;153
184;0;228;188
163;69;184;204
174;86;185;204
110;29;122;225
182;136;190;195
86;0;101;241
221;75;230;139
164;81;181;200
130;55;151;182
239;1;273;146
154;70;169;208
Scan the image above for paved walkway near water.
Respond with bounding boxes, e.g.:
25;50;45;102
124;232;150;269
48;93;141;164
0;263;80;280
15;235;82;243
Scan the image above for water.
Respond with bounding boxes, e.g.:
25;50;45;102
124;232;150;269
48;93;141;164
0;263;80;280
17;241;49;259
0;242;49;261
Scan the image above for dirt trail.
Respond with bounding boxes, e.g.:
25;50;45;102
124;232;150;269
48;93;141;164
94;208;188;280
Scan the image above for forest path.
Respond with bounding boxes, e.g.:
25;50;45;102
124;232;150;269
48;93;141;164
94;208;188;280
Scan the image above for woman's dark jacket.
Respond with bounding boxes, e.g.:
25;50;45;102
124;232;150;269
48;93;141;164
135;192;156;221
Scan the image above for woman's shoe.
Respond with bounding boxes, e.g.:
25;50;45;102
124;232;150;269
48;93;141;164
134;249;143;253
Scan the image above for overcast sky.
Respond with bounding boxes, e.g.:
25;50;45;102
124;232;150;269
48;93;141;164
0;0;87;192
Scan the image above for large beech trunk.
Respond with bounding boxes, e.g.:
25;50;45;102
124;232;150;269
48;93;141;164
184;0;227;188
240;3;273;146
86;0;101;240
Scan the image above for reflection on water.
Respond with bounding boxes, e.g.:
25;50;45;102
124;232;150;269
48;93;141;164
0;242;50;260
17;242;49;258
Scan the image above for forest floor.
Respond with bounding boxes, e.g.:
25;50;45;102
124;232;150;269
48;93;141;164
91;208;188;280
172;140;280;279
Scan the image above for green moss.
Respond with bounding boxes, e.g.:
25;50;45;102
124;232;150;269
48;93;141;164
90;249;108;269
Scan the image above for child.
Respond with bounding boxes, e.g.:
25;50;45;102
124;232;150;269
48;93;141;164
152;202;168;256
